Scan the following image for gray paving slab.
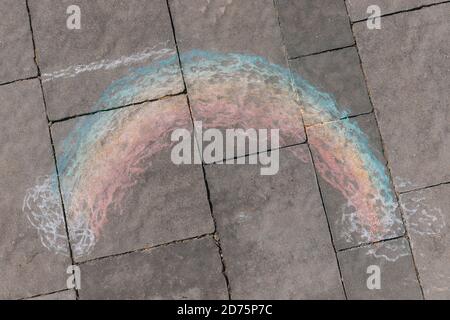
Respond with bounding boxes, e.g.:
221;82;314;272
205;145;345;299
28;290;76;300
169;0;306;160
0;0;37;83
338;237;422;300
51;95;213;262
400;184;450;299
78;237;228;299
276;0;354;58
170;0;287;66
0;80;71;299
290;47;372;125
346;0;446;21
307;114;405;250
28;0;184;120
354;4;450;193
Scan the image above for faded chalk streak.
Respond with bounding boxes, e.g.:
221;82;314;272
42;43;175;83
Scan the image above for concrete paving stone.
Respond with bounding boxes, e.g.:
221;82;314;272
51;95;213;262
78;237;228;299
170;0;306;159
354;5;450;192
290;47;372;125
170;0;287;66
0;80;71;299
338;237;422;300
28;0;184;120
400;184;450;299
346;0;446;21
308;114;405;250
276;0;354;58
0;0;37;83
205;145;345;299
28;290;76;300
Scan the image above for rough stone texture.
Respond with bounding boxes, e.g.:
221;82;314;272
205;145;345;299
170;0;287;66
354;5;450;193
290;47;372;125
28;0;184;120
0;0;37;83
79;237;228;299
2;0;449;301
338;237;422;300
0;80;71;299
29;290;76;300
308;114;405;250
170;0;306;158
276;0;354;58
51;96;213;262
400;184;450;299
346;0;446;21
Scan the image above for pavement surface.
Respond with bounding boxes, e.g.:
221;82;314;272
0;0;449;300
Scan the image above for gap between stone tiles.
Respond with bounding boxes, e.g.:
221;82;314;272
304;141;349;298
288;44;356;61
0;75;39;87
77;233;214;265
203;141;308;167
399;181;450;196
165;0;232;300
304;110;375;129
272;0;349;299
192;109;380;168
25;0;80;299
19;289;74;301
337;235;405;253
349;0;450;24
49;91;187;124
343;0;425;298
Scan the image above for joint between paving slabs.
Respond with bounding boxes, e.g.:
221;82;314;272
77;233;216;266
165;0;232;300
273;0;349;299
18;0;442;300
288;43;356;61
25;0;80;300
271;0;352;298
399;180;450;196
200;164;233;300
349;0;450;25
0;75;40;87
203;141;308;167
277;0;352;299
343;0;426;299
337;234;406;253
19;288;74;301
305;133;349;299
48;90;187;125
303;110;375;129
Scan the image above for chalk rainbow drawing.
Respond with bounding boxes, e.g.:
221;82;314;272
23;50;402;258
